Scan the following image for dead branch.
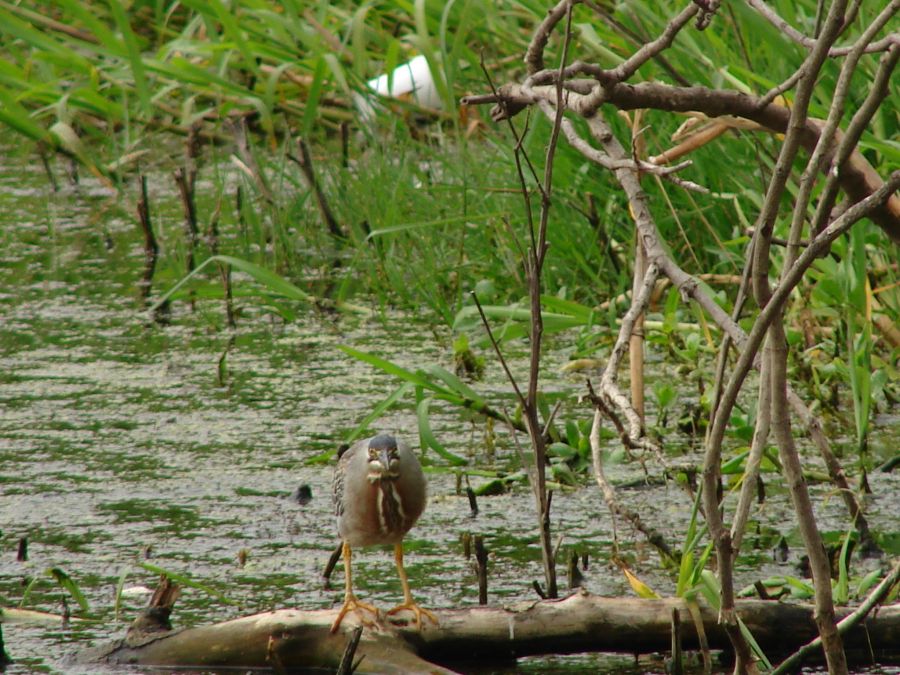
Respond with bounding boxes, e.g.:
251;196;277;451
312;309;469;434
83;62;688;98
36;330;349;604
596;260;661;454
77;594;900;673
463;81;900;242
292;137;344;240
589;406;676;562
746;0;898;57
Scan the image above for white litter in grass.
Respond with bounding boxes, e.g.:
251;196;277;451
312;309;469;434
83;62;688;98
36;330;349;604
354;55;442;120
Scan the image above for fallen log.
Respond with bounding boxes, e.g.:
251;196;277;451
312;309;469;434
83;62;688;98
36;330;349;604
75;590;900;673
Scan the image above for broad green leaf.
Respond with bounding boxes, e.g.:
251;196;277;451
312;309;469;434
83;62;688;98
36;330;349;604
339;346;433;389
47;567;89;614
423;365;484;406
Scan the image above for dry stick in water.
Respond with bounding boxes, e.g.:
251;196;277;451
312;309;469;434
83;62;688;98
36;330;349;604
335;625;364;675
174;167;198;310
670;607;684;675
135;174;167;321
294;138;343;240
322;541;343;586
567;550;584;589
474;536;489;605
0;625;10;668
206;200;236;329
465;487;479;517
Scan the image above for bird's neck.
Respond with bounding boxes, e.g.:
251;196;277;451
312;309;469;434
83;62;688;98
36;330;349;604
375;480;407;535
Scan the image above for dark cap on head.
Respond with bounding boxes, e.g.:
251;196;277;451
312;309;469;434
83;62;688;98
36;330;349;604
368;434;397;450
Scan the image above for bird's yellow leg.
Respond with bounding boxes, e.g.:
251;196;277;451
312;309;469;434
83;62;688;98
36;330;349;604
330;542;380;633
386;543;438;629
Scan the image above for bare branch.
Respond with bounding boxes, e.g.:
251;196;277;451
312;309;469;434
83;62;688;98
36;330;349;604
525;0;582;74
541;100;694;176
463;81;900;241
729;355;771;556
597;259;661;454
589;406;676;562
746;0;899;57
785;3;900;268
470;291;526;408
606;3;700;82
810;42;900;236
750;0;848;284
706;170;900;505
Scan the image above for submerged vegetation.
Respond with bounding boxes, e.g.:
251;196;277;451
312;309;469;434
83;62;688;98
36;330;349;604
1;0;898;672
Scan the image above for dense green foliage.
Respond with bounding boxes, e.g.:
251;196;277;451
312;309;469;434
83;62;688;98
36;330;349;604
1;0;897;472
1;2;896;443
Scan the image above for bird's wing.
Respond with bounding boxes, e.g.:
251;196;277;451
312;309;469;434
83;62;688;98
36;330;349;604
333;438;364;517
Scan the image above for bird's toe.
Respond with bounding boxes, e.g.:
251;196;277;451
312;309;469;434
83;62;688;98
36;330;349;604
330;596;381;633
386;602;438;629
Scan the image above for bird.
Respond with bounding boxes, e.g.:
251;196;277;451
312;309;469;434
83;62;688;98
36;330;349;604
330;434;437;633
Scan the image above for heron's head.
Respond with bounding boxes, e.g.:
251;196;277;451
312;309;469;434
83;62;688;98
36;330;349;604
366;434;401;481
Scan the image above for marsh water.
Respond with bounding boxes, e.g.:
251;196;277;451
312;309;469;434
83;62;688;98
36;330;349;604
0;147;897;674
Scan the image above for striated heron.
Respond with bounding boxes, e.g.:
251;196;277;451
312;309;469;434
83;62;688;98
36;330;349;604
330;434;437;632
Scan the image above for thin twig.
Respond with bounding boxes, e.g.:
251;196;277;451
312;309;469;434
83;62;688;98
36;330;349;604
588;401;675;562
784;2;899;268
470;291;526;407
810;42;899;236
746;0;898;57
292;137;344;240
730;353;771;555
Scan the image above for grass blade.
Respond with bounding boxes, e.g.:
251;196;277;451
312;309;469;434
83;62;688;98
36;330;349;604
416;395;467;465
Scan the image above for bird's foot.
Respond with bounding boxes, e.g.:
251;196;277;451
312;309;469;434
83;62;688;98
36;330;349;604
386;601;438;630
330;595;381;633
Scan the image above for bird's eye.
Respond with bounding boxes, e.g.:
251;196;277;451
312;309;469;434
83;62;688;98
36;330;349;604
368;449;378;460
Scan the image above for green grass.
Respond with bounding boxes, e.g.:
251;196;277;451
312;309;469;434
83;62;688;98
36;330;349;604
0;0;895;449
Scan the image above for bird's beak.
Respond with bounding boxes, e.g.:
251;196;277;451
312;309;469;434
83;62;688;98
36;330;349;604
367;447;400;481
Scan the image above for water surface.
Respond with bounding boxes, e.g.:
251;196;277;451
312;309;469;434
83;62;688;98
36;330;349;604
0;148;897;674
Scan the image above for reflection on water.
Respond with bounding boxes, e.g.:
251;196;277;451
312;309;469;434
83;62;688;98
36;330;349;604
1;149;897;675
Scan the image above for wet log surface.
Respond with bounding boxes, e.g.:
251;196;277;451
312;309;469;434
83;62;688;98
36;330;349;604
78;591;900;673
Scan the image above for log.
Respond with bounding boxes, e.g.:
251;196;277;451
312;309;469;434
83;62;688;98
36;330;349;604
77;610;456;674
77;591;900;673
